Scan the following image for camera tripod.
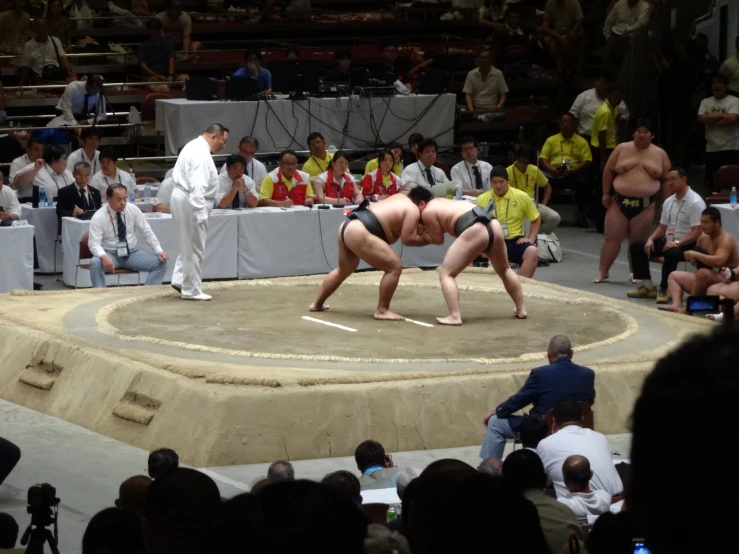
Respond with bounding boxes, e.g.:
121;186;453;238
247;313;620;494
21;522;60;554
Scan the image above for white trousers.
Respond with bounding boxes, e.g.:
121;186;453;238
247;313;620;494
171;187;209;297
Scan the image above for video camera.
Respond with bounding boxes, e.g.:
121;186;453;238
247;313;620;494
20;484;60;554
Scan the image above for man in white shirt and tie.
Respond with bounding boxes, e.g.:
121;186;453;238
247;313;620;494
0;170;21;222
216;154;258;209
55;161;102;220
219;135;267;190
450;135;492;196
170;123;229;301
47;75;106;128
67;128;101;175
87;184;169;288
400;138;447;188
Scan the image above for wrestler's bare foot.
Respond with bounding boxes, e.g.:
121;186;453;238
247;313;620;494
658;305;685;314
436;315;462;326
514;308;528;319
706;313;724;322
309;303;329;312
591;274;609;283
374;310;405;321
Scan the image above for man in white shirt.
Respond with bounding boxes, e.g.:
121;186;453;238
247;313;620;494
462;48;508;115
219;135;267;189
628;167;706;303
602;0;650;73
450;135;492;196
89;148;137;196
216;154;258;209
400;139;447;188
47;75;106;128
698;74;739;189
152;177;174;213
719;36;739;95
170;123;228;301
88;184;169;288
14;145;74;200
569;73;630;140
9;136;45;201
155;0;193;52
557;455;612;518
67;128;101;175
19;18;74;85
0;170;21;222
537;401;623;498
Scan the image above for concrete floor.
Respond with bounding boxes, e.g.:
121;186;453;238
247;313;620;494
5;223;656;553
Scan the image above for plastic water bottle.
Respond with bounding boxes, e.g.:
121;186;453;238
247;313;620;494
327;145;337;154
128;190;136;204
731;186;737;209
144;181;151;200
454;183;463;200
39;187;47;208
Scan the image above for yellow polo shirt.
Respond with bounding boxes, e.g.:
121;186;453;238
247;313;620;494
590;100;618;149
364;157;403;176
259;173;314;200
540;132;593;166
476;186;540;239
507;163;548;200
301;153;334;177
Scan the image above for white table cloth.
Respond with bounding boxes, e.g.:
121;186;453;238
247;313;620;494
717;204;739;244
155;94;456;156
62;212;238;288
0;224;35;292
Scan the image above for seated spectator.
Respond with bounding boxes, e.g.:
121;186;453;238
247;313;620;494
56;162;101;220
462;48;508;115
302;132;333;178
315;151;362;206
82;508;143;554
478;0;508;29
233;50;272;94
661;207;739;313
475;165;541;277
629;326;739;554
719;36;739;95
585;511;637;554
0;512;19;550
139;18;187;93
705;261;739;322
0;437;20;486
152;177;173;213
68;0;94;30
401;139;447;187
557;455;611;518
627;167;705;303
45;0;71;51
509;146;560;234
402;133;423;167
321;470;362;506
569;71;629;143
371;44;408;86
147;448;179;479
541;0;583;71
90;148;137;197
602;0;650;73
477;457;503;476
480;335;594;459
88;185;169;288
362;149;403;201
698;74;739;189
537;401;623;498
326;48;351;83
502;449;583;554
47;74;106;128
451;135;492;196
494;5;547;67
0;171;21;222
9;136;45;202
364;142;404;175
355;439;398;490
259;150;314;207
539;113;592;227
0;0;30;54
143;468;221;554
115;475;152;516
19;18;75;86
263;0;312;23
518;414;549;450
219;136;268;187
215;154;258;210
267;460;294;482
365;524;411;554
14;145;74;200
67;128;101;175
155;0;192;53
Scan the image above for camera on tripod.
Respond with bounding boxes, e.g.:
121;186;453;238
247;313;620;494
20;484;60;554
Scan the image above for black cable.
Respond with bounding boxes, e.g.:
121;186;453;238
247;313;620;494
316;205;336;272
263;98;301;150
292;99;304;148
248;98;260;137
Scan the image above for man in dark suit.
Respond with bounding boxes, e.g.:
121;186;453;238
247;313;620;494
56;161;102;222
480;335;595;459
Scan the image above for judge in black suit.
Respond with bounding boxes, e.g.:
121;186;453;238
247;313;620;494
56;161;102;221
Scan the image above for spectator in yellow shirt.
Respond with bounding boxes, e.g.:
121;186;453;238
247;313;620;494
364;141;404;175
590;83;624;172
508;146;560;234
259;150;315;207
476;165;541;277
301;132;333;178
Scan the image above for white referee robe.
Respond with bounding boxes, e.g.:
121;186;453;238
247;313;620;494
170;135;218;297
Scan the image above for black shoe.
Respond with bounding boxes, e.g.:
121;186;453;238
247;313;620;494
537;259;550;267
33;282;43;291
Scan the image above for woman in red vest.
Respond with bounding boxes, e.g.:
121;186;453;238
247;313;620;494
314;151;363;206
361;149;403;201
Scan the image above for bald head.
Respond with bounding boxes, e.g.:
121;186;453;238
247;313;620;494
116;475;152;516
477;457;503;477
562;455;592;493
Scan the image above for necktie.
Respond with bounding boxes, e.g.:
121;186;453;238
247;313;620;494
79;188;89;210
116;212;126;242
82;94;89;116
231;190;240;209
425;168;434;186
473;165;483;190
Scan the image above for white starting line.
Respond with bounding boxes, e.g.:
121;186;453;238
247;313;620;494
406;318;434;328
302;316;357;332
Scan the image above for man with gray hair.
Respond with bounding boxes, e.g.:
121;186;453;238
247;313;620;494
267;460;294;482
480;335;595;459
478;458;503;476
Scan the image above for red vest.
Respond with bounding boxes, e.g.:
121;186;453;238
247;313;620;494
271;171;308;206
362;171;399;199
324;173;356;200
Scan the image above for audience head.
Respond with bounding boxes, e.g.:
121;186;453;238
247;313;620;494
147;16;164;40
203;123;229;153
518;415;549;449
82;508;143;554
381;43;398;64
585;511;637;554
396;467;420;499
80;127;101;152
694;32;709;53
307;132;327;159
0;513;19;549
388;141;404;164
106;184;128;211
408;133;424;155
559;112;576;136
700;206;722;235
502;449;547;491
417;138;438;167
490;164;509;195
278;150;299;178
607;83;623;106
460;135;479;164
328;151;350;176
147;448;179;479
243;49;262;67
365;524;412;554
73;162;92;187
321;470;362;506
477;457;503;476
46;0;64;19
99;147;119;176
237;135;259;161
712;72;729;97
504;5;522;28
26;136;45;161
547;334;573;362
551;400;583;431
377;149;395;174
267;460;294;482
165;0;183;20
85;74;104;96
225;154;246;181
665;166;688;194
514;145;532;165
207;493;264;554
116;475;151;516
11;0;24;12
335;48;351;72
632;118;654;148
408;182;434;209
477;48;493;69
43;145;68;174
32;17;49;41
250;478;272;495
629;327;739;554
562;455;592;494
594;69;615;97
354;439;389;473
143;468;221;554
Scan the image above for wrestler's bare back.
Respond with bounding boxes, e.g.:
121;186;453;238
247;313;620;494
420;199;476;245
367;194;423;244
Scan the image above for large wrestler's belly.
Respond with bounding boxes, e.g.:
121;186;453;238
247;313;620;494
613;165;661;198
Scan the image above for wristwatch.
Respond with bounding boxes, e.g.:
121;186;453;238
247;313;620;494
675;240;680;245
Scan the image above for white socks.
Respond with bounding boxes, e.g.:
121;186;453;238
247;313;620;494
642;279;655;290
